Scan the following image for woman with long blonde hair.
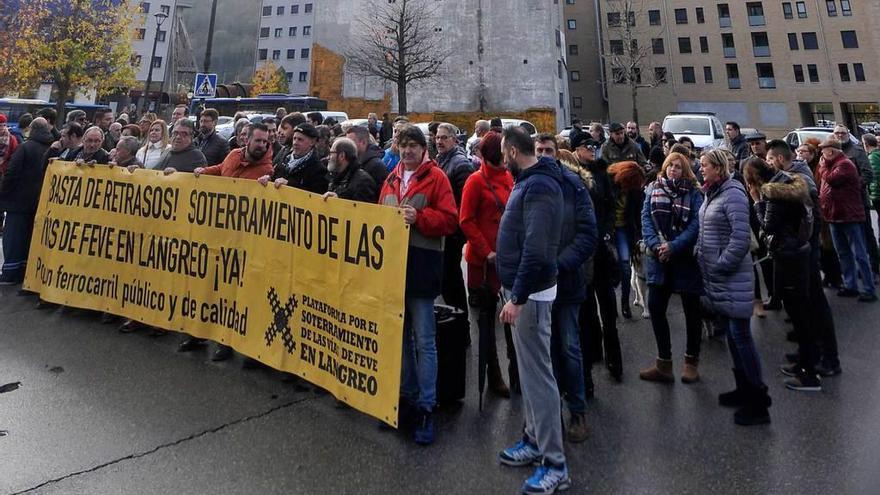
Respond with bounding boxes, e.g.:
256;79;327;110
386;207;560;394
136;119;170;169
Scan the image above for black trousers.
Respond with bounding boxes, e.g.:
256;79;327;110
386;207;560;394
441;233;468;312
810;241;840;366
580;275;621;370
776;251;819;373
647;285;703;360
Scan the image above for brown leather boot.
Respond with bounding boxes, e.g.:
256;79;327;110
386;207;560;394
488;361;510;398
639;358;674;383
681;355;700;384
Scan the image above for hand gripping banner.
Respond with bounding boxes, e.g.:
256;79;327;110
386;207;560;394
25;162;408;426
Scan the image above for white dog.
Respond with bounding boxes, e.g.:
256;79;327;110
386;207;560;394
630;251;650;318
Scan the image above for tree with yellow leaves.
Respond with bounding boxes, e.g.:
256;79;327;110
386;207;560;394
252;61;290;95
0;0;138;122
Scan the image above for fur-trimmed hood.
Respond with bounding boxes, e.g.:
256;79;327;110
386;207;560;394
561;160;594;190
761;172;809;202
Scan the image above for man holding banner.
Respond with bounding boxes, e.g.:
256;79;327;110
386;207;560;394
379;124;458;446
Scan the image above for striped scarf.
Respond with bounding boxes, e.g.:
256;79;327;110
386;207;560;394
650;177;692;238
285;148;314;175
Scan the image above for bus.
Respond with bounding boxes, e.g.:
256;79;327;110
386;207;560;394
189;94;328;117
0;98;51;133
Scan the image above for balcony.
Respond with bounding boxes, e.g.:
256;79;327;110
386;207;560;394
758;77;776;89
748;15;765;26
728;78;741;89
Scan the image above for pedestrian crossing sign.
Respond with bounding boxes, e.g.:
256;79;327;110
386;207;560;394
194;73;217;98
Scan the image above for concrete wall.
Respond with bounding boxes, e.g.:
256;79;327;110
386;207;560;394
313;0;569;131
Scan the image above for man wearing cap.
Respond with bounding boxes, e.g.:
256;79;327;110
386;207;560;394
834;125;879;275
818;137;876;302
746;132;768;160
260;122;328;194
600;122;647;168
571;132;622;383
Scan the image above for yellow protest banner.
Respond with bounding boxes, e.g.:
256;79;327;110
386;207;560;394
24;161;408;426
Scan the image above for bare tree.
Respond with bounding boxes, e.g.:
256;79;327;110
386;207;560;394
344;0;451;115
601;0;664;123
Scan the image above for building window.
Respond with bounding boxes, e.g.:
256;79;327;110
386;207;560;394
727;63;741;89
304;3;312;13
783;2;793;18
262;5;271;16
802;32;819;49
140;2;150;13
682;66;696;84
134;28;146;40
674;8;688;24
747;2;765;26
838;63;850;82
612;68;625;83
287;49;296;59
272;50;280;60
610;39;624;55
156;30;166;42
570;71;581;81
292;4;299;13
648;9;661;25
260;27;269;38
274;28;283;37
289;26;297;36
566;0;575;3
718;4;731;27
699;36;709;53
303;25;311;35
854;63;865;81
286;72;293;83
160;4;170;15
654;67;668;83
752;32;770;57
796;1;807;17
841;0;851;16
788;33;799;50
258;49;267;60
299;72;308;83
152;56;162;68
652;38;664;55
607;12;621;27
567;19;576;29
678;37;692;54
826;1;837;16
704;66;714;83
301;48;310;59
841;31;859;49
558;60;564;79
807;64;819;82
572;97;583;108
722;33;736;58
696;7;705;23
757;63;775;88
568;44;579;55
276;6;284;15
793;64;805;82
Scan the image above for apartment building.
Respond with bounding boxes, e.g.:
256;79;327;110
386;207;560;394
256;1;316;95
565;0;880;132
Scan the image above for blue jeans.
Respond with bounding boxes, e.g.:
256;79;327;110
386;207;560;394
401;296;437;411
721;316;764;387
1;212;34;282
615;227;631;299
550;302;586;415
830;222;875;296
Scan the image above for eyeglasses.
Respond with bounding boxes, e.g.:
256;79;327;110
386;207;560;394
435;135;454;141
171;131;191;138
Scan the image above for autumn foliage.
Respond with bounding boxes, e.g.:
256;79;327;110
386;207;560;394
252;61;289;95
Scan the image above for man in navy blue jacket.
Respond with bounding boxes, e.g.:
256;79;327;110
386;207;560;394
495;126;570;494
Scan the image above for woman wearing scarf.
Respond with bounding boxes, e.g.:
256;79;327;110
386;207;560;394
638;153;704;383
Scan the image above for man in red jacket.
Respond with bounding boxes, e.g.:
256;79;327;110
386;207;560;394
379;124;458;446
818;137;876;301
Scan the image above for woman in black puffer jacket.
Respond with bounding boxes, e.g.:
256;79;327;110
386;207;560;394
743;157;821;393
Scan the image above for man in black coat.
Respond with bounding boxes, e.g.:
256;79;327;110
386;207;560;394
69;127;111;164
345;125;389;187
194;108;230;166
261;123;328;194
322;137;377;203
0;118;53;284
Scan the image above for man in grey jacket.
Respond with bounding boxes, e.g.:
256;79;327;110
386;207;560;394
160;119;207;173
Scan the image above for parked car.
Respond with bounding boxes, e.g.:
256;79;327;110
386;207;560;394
662;112;725;151
558;125;609;141
467;119;539;142
784;127;859;148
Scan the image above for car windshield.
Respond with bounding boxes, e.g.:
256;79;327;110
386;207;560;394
665;118;711;135
799;131;833;143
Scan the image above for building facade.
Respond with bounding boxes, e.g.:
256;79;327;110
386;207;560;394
565;0;880;133
255;0;317;95
311;0;570;132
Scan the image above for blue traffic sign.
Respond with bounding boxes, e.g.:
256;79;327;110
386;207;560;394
194;73;218;98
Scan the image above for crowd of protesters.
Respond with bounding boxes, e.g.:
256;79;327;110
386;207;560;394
2;103;876;494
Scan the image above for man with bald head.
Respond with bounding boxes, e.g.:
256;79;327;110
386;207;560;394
467;119;490;158
70;126;111;164
0;118;55;284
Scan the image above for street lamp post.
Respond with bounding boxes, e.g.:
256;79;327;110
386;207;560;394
137;11;169;117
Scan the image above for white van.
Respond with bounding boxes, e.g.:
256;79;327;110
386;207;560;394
662;112;725;150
